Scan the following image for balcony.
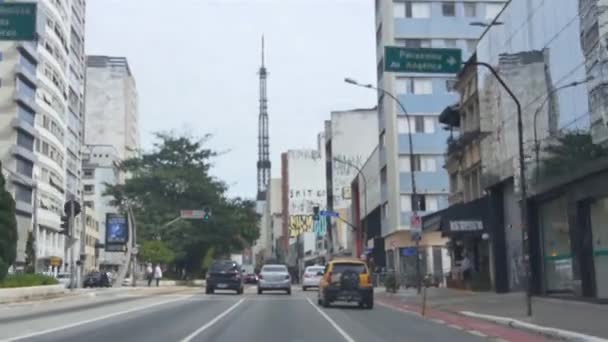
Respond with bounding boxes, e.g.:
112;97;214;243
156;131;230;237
446;129;484;155
11;145;37;164
11;117;36;137
17;42;39;62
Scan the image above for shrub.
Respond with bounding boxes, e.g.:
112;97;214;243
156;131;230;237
0;273;58;288
384;272;399;293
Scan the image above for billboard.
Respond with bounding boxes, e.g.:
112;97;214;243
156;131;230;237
105;213;129;249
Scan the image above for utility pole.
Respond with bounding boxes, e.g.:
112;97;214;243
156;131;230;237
68;197;76;291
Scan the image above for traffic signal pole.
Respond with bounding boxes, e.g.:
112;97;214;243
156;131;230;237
68;198;75;291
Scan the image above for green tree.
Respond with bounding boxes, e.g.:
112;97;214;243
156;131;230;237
538;131;608;179
0;162;18;281
24;232;35;273
105;133;260;275
138;240;175;265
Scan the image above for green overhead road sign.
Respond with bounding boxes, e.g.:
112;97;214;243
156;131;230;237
0;3;37;41
384;46;462;74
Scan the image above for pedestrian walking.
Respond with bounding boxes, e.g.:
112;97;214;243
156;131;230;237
146;263;153;287
154;264;163;287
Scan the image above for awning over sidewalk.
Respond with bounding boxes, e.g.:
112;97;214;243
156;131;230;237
422;196;489;235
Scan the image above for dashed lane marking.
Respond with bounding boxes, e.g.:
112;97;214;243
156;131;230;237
179;298;245;342
306;298;356;342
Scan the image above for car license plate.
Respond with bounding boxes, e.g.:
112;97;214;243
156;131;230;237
217;283;228;288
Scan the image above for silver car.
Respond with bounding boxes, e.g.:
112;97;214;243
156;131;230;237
257;264;291;295
302;265;325;291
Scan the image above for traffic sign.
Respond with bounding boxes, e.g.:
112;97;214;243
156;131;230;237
180;209;211;220
0;3;37;41
410;214;422;233
384;46;462;74
320;210;339;218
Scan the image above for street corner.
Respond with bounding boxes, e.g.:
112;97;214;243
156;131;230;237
375;296;552;342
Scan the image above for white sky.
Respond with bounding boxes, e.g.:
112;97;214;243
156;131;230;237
85;0;377;198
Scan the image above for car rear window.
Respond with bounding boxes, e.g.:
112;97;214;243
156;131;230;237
331;263;367;274
262;265;287;272
210;261;238;272
307;267;324;274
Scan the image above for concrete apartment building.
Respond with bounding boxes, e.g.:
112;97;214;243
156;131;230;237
85;56;139;161
84;56;138;271
324;108;377;256
372;1;505;273
0;0;87;273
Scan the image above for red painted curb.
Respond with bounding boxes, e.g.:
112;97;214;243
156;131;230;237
376;295;551;342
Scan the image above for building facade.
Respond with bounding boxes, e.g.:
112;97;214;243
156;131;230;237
0;0;86;274
81;145;122;269
324;108;378;255
85;56;139;161
373;0;505;274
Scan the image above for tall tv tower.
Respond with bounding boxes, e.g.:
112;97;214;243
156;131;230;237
257;35;271;200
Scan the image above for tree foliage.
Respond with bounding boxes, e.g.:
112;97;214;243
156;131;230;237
105;133;260;275
139;240;175;265
0;162;18;281
539;131;608;179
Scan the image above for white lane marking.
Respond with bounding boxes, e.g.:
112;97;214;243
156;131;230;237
179;298;245;342
306;298;356;342
447;324;464;330
468;330;488;337
5;295;192;341
431;319;445;324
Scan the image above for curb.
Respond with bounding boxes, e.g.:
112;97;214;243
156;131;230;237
460;311;608;342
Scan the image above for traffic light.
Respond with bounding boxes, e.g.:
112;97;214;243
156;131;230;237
312;206;320;221
203;207;212;221
60;215;69;235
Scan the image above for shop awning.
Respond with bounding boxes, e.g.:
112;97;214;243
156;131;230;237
422;196;489;235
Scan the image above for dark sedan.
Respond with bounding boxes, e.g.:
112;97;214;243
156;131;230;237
206;260;244;294
83;272;111;288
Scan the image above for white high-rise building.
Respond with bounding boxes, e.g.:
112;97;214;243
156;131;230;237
0;0;86;273
85;56;139;161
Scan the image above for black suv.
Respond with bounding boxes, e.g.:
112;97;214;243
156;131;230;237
206;260;244;294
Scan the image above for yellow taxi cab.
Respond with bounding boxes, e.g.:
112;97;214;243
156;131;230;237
317;258;373;309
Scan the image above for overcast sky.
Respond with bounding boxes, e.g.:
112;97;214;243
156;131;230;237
85;0;376;198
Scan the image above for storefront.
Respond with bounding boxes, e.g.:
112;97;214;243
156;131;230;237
422;196;506;292
529;163;608;301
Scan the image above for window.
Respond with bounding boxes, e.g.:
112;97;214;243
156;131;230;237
84;201;94;209
16;157;33;178
395;77;410;94
450;172;459;192
15;184;32;203
446;79;457;92
379;131;386;148
17;106;35;126
83;169;94;177
485;3;503;20
17;132;35;151
393;2;405;18
380;166;388;185
415;116;425;132
413;79;432;94
467;39;478;52
397;39;431;48
442;2;456;16
42;142;49;155
426;195;439;211
382;202;389;219
424;117;436;133
412;194;426;211
409;2;431;18
421;156;437;172
399;156;411;172
400;195;412;211
464;3;477;17
444;39;458;48
84;184;94;193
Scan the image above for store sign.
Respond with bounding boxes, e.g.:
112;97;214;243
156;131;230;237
449;220;483;232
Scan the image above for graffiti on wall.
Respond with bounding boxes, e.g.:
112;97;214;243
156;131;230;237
288;215;327;238
289;188;325;214
289;150;321;160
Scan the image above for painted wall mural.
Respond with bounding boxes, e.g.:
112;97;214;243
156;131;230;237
288;215;327;238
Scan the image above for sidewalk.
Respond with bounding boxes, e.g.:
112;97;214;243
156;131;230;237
377;287;608;340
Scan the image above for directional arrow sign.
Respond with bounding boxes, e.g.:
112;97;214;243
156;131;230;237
384;46;462;74
320;210;340;218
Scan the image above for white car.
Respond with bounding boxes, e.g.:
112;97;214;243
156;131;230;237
257;264;291;295
55;273;74;288
302;265;325;291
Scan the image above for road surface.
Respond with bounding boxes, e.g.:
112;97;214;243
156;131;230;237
0;286;530;341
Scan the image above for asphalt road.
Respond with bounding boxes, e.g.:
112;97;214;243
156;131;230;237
0;286;491;342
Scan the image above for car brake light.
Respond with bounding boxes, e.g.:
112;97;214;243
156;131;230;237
327;272;332;282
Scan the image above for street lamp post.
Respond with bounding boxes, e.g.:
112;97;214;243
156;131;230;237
533;77;593;180
332;157;367;256
464;61;532;316
344;78;422;294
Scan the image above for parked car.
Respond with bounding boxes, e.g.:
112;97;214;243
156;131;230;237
258;264;291;295
206;260;244;294
55;272;75;288
318;258;373;309
244;272;258;284
83;271;112;288
302;265;325;291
